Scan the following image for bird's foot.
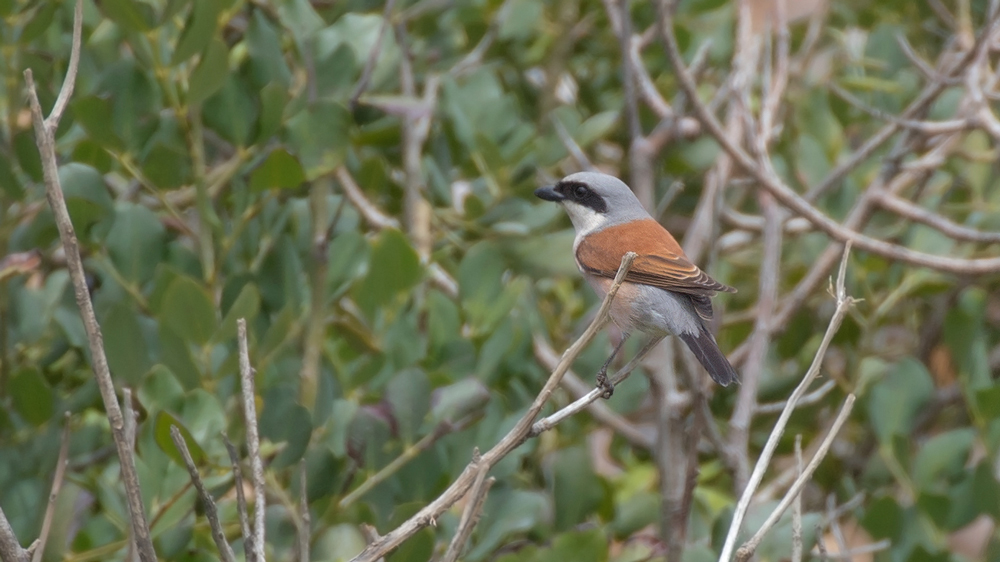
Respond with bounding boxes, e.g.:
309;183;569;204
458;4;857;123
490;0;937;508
596;369;615;399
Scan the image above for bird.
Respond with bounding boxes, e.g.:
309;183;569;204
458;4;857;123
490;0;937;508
535;171;739;388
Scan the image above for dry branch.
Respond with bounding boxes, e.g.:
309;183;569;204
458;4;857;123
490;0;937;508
169;426;237;562
31;413;72;562
719;244;857;562
22;1;157;559
657;0;1000;276
349;252;638;562
237;319;266;562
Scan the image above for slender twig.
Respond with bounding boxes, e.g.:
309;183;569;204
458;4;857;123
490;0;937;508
755;380;837;414
0;508;28;562
31;412;72;562
397;23;438;260
811;539;891;559
23;1;157;559
875;191;1000;243
169;426;237;562
237;319;266;562
791;435;804;562
349;253;637;562
441;452;495;562
729;193;782;491
298;461;310;562
552;116;594;170
735;395;856;562
532;335;654;449
718;244;856;562
529;335;664;437
222;434;253;562
657;0;1000;275
349;0;398;108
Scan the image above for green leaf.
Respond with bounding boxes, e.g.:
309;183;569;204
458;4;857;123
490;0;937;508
139;365;186;412
246;10;292;88
142;142;192;189
428;378;490;426
253;82;288;144
98;0;156;31
468;490;550;560
912;428;975;492
10;367;54;426
106;202;166;284
284;100;351;179
385;369;430;443
188;39;229;105
101;303;152;386
161;276;218;345
250;148;306;192
71;96;125;151
547;446;604;531
158;323;202;389
353;229;422;317
214;283;260;343
867;357;933;443
171;0;222;65
203;75;256;146
60;163;114;232
19;2;57;44
154;411;206;466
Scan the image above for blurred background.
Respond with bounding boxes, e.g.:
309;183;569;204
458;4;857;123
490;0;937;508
1;0;1000;560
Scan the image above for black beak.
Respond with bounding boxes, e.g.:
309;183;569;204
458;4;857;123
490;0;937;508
534;185;564;202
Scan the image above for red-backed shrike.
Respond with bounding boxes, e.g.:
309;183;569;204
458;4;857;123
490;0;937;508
535;171;739;387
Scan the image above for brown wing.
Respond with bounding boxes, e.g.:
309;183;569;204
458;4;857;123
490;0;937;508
576;219;735;318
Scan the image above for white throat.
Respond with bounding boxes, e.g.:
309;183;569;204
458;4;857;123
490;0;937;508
562;201;608;247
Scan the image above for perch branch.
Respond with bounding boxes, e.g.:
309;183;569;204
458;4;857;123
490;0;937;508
349;253;637;562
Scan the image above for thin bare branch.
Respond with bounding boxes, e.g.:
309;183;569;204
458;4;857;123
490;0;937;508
0;508;28;562
735;394;856;562
237;319;266;562
170;426;237;562
719;244;856;562
349;0;398;108
656;2;1000;275
532;335;654;449
298;461;310;562
223;434;253;562
756;380;837;414
31;412;72;562
45;0;84;132
441;453;495;562
23;1;157;557
791;435;804;562
349;253;637;562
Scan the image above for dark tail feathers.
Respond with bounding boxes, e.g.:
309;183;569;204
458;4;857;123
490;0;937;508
678;326;739;386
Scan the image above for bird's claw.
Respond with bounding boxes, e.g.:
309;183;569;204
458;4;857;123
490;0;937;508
596;369;615;399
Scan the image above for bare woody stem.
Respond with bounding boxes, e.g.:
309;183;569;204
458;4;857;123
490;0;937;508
350;252;638;562
237;319;266;562
22;1;157;560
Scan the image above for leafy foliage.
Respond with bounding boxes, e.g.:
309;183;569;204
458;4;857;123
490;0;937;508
0;0;999;561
